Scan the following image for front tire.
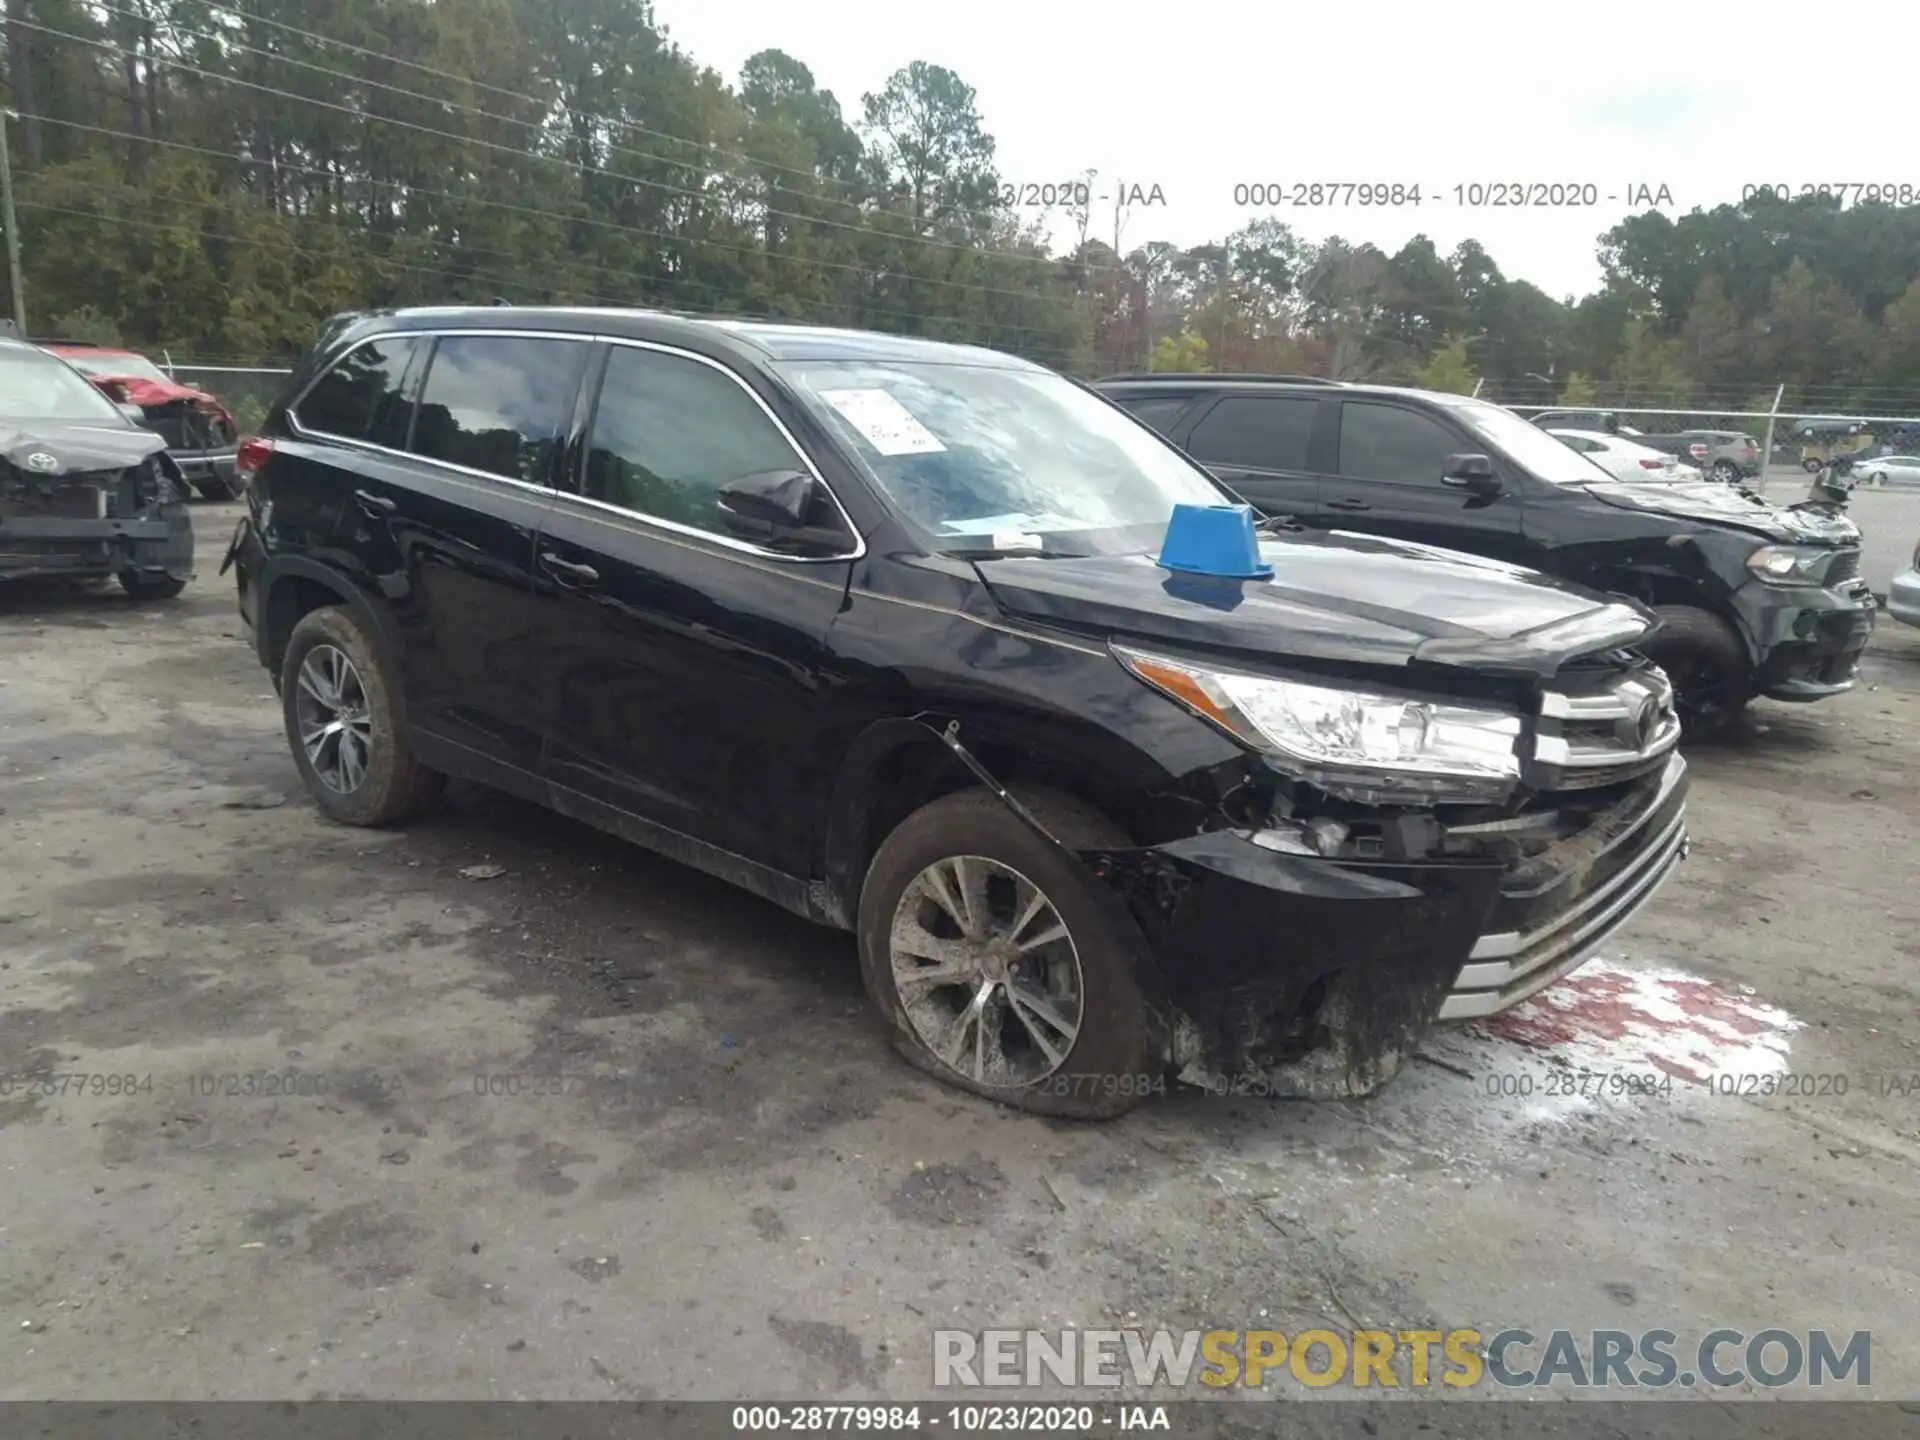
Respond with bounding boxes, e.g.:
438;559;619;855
1643;604;1752;736
280;605;444;826
856;787;1163;1119
194;475;245;501
119;571;186;601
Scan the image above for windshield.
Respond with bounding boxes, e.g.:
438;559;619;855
1438;395;1634;485
0;347;132;423
57;350;171;384
778;359;1229;556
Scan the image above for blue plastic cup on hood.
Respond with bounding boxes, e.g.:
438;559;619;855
1156;503;1273;580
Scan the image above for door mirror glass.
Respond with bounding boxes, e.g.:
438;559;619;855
1441;453;1501;494
718;469;815;534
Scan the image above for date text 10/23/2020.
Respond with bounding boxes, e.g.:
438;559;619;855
997;180;1681;209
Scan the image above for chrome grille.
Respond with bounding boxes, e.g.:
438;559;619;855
1530;665;1681;791
1827;548;1861;587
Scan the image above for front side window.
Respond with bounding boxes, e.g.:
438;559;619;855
779;359;1227;557
294;336;422;445
0;346;129;422
1337;401;1463;484
585;346;813;536
1433;393;1621;486
408;335;588;484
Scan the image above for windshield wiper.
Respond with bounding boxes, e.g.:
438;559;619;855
945;545;1080;561
1253;511;1304;535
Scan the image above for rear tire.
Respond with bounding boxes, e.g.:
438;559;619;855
856;786;1164;1119
1710;461;1740;484
119;571;186;601
280;605;444;826
1643;604;1751;736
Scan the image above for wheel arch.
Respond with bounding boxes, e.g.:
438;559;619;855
257;557;403;684
814;715;1149;931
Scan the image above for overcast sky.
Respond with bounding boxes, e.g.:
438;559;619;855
654;0;1901;302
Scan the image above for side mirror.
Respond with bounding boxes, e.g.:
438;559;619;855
716;469;850;554
1441;453;1502;496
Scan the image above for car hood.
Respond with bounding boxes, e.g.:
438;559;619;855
1;422;168;477
975;529;1654;679
82;372;228;412
1580;477;1860;544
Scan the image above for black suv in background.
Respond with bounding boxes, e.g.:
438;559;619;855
1098;374;1874;732
227;310;1691;1117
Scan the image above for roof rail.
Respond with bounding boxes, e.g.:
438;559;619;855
1094;372;1345;386
33;337;113;348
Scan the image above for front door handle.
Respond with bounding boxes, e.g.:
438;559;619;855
353;488;398;517
1326;497;1371;512
539;551;600;588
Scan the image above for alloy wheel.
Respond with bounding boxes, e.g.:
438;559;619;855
294;644;374;793
887;854;1084;1088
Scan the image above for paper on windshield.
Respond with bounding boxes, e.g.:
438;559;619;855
938;512;1083;535
819;388;946;456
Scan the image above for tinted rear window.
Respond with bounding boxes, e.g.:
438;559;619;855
294;336;422;444
408;335;589;484
1188;395;1320;470
1115;394;1197;435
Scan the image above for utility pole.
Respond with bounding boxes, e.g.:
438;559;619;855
1215;244;1229;373
0;110;26;335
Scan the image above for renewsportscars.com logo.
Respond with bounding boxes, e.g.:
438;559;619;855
933;1328;1872;1391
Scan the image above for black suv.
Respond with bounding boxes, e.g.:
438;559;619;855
1098;375;1875;731
227;309;1690;1117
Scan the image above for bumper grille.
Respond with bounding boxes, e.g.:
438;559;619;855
1;482;110;520
1439;753;1689;1020
1528;664;1682;792
1827;547;1861;587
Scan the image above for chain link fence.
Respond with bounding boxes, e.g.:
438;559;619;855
164;365;295;436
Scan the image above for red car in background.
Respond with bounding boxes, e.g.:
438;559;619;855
39;342;245;500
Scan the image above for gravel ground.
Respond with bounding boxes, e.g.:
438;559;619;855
2;502;1918;1412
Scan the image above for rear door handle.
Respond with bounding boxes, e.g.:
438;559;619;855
1326;497;1371;511
539;551;600;588
353;489;397;516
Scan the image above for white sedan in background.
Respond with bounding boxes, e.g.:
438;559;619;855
1548;428;1698;481
1855;455;1920;488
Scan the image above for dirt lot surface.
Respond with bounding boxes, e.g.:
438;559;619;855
3;502;1919;1411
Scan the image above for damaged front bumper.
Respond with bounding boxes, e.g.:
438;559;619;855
171;447;240;490
0;511;193;582
1084;752;1690;1097
1740;575;1877;701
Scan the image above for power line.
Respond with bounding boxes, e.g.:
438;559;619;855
28;115;1098;324
22;168;1084;351
15;200;1081;367
23;13;1118;281
166;0;1074;242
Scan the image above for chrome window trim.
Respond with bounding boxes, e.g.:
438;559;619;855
283;327;866;566
575;334;864;564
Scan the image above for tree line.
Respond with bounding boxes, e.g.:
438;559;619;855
4;0;1919;416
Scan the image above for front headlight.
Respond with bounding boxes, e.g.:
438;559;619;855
1114;644;1523;804
1746;545;1831;586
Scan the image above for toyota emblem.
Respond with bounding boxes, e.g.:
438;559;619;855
25;451;58;472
